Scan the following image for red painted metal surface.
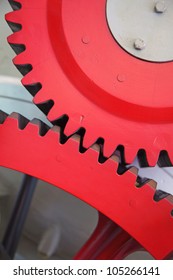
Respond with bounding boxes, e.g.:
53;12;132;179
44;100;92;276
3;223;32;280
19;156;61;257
5;0;173;165
4;0;173;259
0;113;173;259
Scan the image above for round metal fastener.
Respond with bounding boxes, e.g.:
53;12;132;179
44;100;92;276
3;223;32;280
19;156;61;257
155;1;167;13
134;38;146;50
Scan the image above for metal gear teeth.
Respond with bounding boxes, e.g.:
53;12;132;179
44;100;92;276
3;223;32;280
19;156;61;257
4;50;171;166
0;109;173;219
5;0;173;168
116;147;173;203
5;1;173;167
4;1;171;168
6;1;44;101
131;149;173;201
1;109;173;203
6;2;35;83
2;112;49;137
1;111;173;259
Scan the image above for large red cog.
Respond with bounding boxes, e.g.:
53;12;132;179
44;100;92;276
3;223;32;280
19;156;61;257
5;0;173;165
0;111;173;259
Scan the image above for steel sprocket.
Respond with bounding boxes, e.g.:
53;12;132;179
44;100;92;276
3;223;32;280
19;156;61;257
5;0;173;166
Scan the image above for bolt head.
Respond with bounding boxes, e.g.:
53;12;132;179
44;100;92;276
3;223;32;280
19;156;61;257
134;38;146;50
155;1;167;13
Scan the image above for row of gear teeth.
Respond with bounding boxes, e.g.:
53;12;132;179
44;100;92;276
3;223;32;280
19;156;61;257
4;0;173;200
4;21;173;169
5;0;173;167
5;0;173;202
0;110;173;215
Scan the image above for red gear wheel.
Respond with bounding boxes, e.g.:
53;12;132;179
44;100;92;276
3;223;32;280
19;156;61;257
0;111;173;259
5;0;173;165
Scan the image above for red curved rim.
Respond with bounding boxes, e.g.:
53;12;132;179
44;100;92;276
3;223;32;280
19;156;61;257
48;0;173;122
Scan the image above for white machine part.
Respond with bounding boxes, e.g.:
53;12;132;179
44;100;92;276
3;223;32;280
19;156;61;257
106;0;173;62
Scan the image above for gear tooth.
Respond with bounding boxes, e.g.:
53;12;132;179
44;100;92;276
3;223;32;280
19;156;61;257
147;151;159;167
61;131;82;154
70;133;81;143
104;156;119;171
7;30;24;46
7;33;19;44
102;140;116;158
50;125;61;134
21;72;35;85
5;12;12;22
13;51;28;65
46;126;61;143
110;154;119;163
82;129;98;149
64;119;81;137
47;106;73;124
69;133;86;153
24;120;40;134
46;105;59;120
82;144;102;163
30;118;41;126
5;11;20;22
124;148;136;164
3;113;19;127
90;143;101;155
33;89;49;104
30;119;49;136
8;112;19;120
8;112;29;130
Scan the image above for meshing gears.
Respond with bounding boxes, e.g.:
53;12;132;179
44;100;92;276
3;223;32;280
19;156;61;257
3;0;173;259
5;0;173;165
0;111;173;259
